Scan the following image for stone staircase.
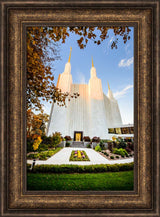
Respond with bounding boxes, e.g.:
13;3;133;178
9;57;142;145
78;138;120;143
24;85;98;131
70;141;84;148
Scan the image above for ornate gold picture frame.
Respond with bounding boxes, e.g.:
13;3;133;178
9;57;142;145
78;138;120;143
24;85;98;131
0;0;159;216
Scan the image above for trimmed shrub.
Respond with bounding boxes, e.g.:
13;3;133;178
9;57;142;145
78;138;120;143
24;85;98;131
116;155;119;159
113;141;118;148
66;142;70;147
64;136;72;141
104;152;109;156
124;137;132;142
125;147;132;153
83;136;91;142
41;135;52;145
99;140;105;150
38;143;49;152
27;138;34;153
110;156;114;159
27;162;134;173
117;140;127;149
92;137;100;143
86;143;91;148
108;142;113;152
112;148;129;157
50;132;62;148
95;144;102;152
127;142;134;151
27;153;40;159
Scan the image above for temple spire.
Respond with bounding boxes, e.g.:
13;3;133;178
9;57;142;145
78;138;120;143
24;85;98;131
107;81;110;90
92;57;94;67
107;81;115;100
68;47;72;63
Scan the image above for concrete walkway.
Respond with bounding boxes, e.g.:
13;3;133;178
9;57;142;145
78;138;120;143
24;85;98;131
27;148;134;165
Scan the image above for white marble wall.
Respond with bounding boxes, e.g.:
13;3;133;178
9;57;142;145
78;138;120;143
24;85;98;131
88;72;108;138
47;64;123;139
67;84;90;137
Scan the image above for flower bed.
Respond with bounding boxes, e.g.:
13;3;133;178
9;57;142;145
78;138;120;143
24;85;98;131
69;150;90;161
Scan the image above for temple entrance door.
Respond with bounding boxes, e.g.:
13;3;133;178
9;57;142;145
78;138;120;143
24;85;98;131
74;131;83;141
75;133;81;141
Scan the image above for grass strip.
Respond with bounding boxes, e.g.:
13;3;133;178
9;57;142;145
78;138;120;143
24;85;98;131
27;170;134;191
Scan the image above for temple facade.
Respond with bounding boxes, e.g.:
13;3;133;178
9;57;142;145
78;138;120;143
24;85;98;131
47;48;122;140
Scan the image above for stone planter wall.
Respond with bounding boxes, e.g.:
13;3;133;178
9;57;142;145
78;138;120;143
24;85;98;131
66;141;73;147
92;142;98;149
104;143;108;149
58;141;66;147
83;142;91;148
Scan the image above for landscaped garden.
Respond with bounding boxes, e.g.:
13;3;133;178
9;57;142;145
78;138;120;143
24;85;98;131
93;136;134;160
69;150;90;161
27;132;63;160
27;134;134;191
27;147;62;160
27;134;134;162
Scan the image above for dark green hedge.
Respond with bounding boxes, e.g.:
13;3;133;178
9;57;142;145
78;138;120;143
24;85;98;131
27;162;134;173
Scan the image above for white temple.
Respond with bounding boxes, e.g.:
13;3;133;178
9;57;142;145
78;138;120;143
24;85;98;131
47;48;122;140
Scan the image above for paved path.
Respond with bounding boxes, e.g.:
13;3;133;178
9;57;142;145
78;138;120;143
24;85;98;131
27;148;134;165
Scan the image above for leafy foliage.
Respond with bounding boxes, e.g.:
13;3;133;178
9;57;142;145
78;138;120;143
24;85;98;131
64;135;72;141
92;137;100;143
27;109;49;138
86;144;91;148
83;136;91;142
69;26;131;49
117;140;127;149
95;144;102;152
99;140;105;150
50;132;62;148
65;142;70;147
27;147;62;160
127;142;134;151
108;142;114;152
32;136;42;151
27;162;134;173
112;148;129;157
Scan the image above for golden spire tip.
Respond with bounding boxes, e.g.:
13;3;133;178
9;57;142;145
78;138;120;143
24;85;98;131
107;81;110;90
68;47;72;63
92;57;94;67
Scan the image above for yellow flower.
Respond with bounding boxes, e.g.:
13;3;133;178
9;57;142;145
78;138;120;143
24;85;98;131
33;136;42;151
77;150;81;158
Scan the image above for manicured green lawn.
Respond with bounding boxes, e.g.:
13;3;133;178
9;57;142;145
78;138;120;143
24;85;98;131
27;170;133;191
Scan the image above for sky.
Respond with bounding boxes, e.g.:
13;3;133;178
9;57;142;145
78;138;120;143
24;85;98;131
43;27;134;124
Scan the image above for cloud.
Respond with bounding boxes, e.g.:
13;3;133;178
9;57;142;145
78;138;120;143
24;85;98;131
114;84;133;99
118;57;133;67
